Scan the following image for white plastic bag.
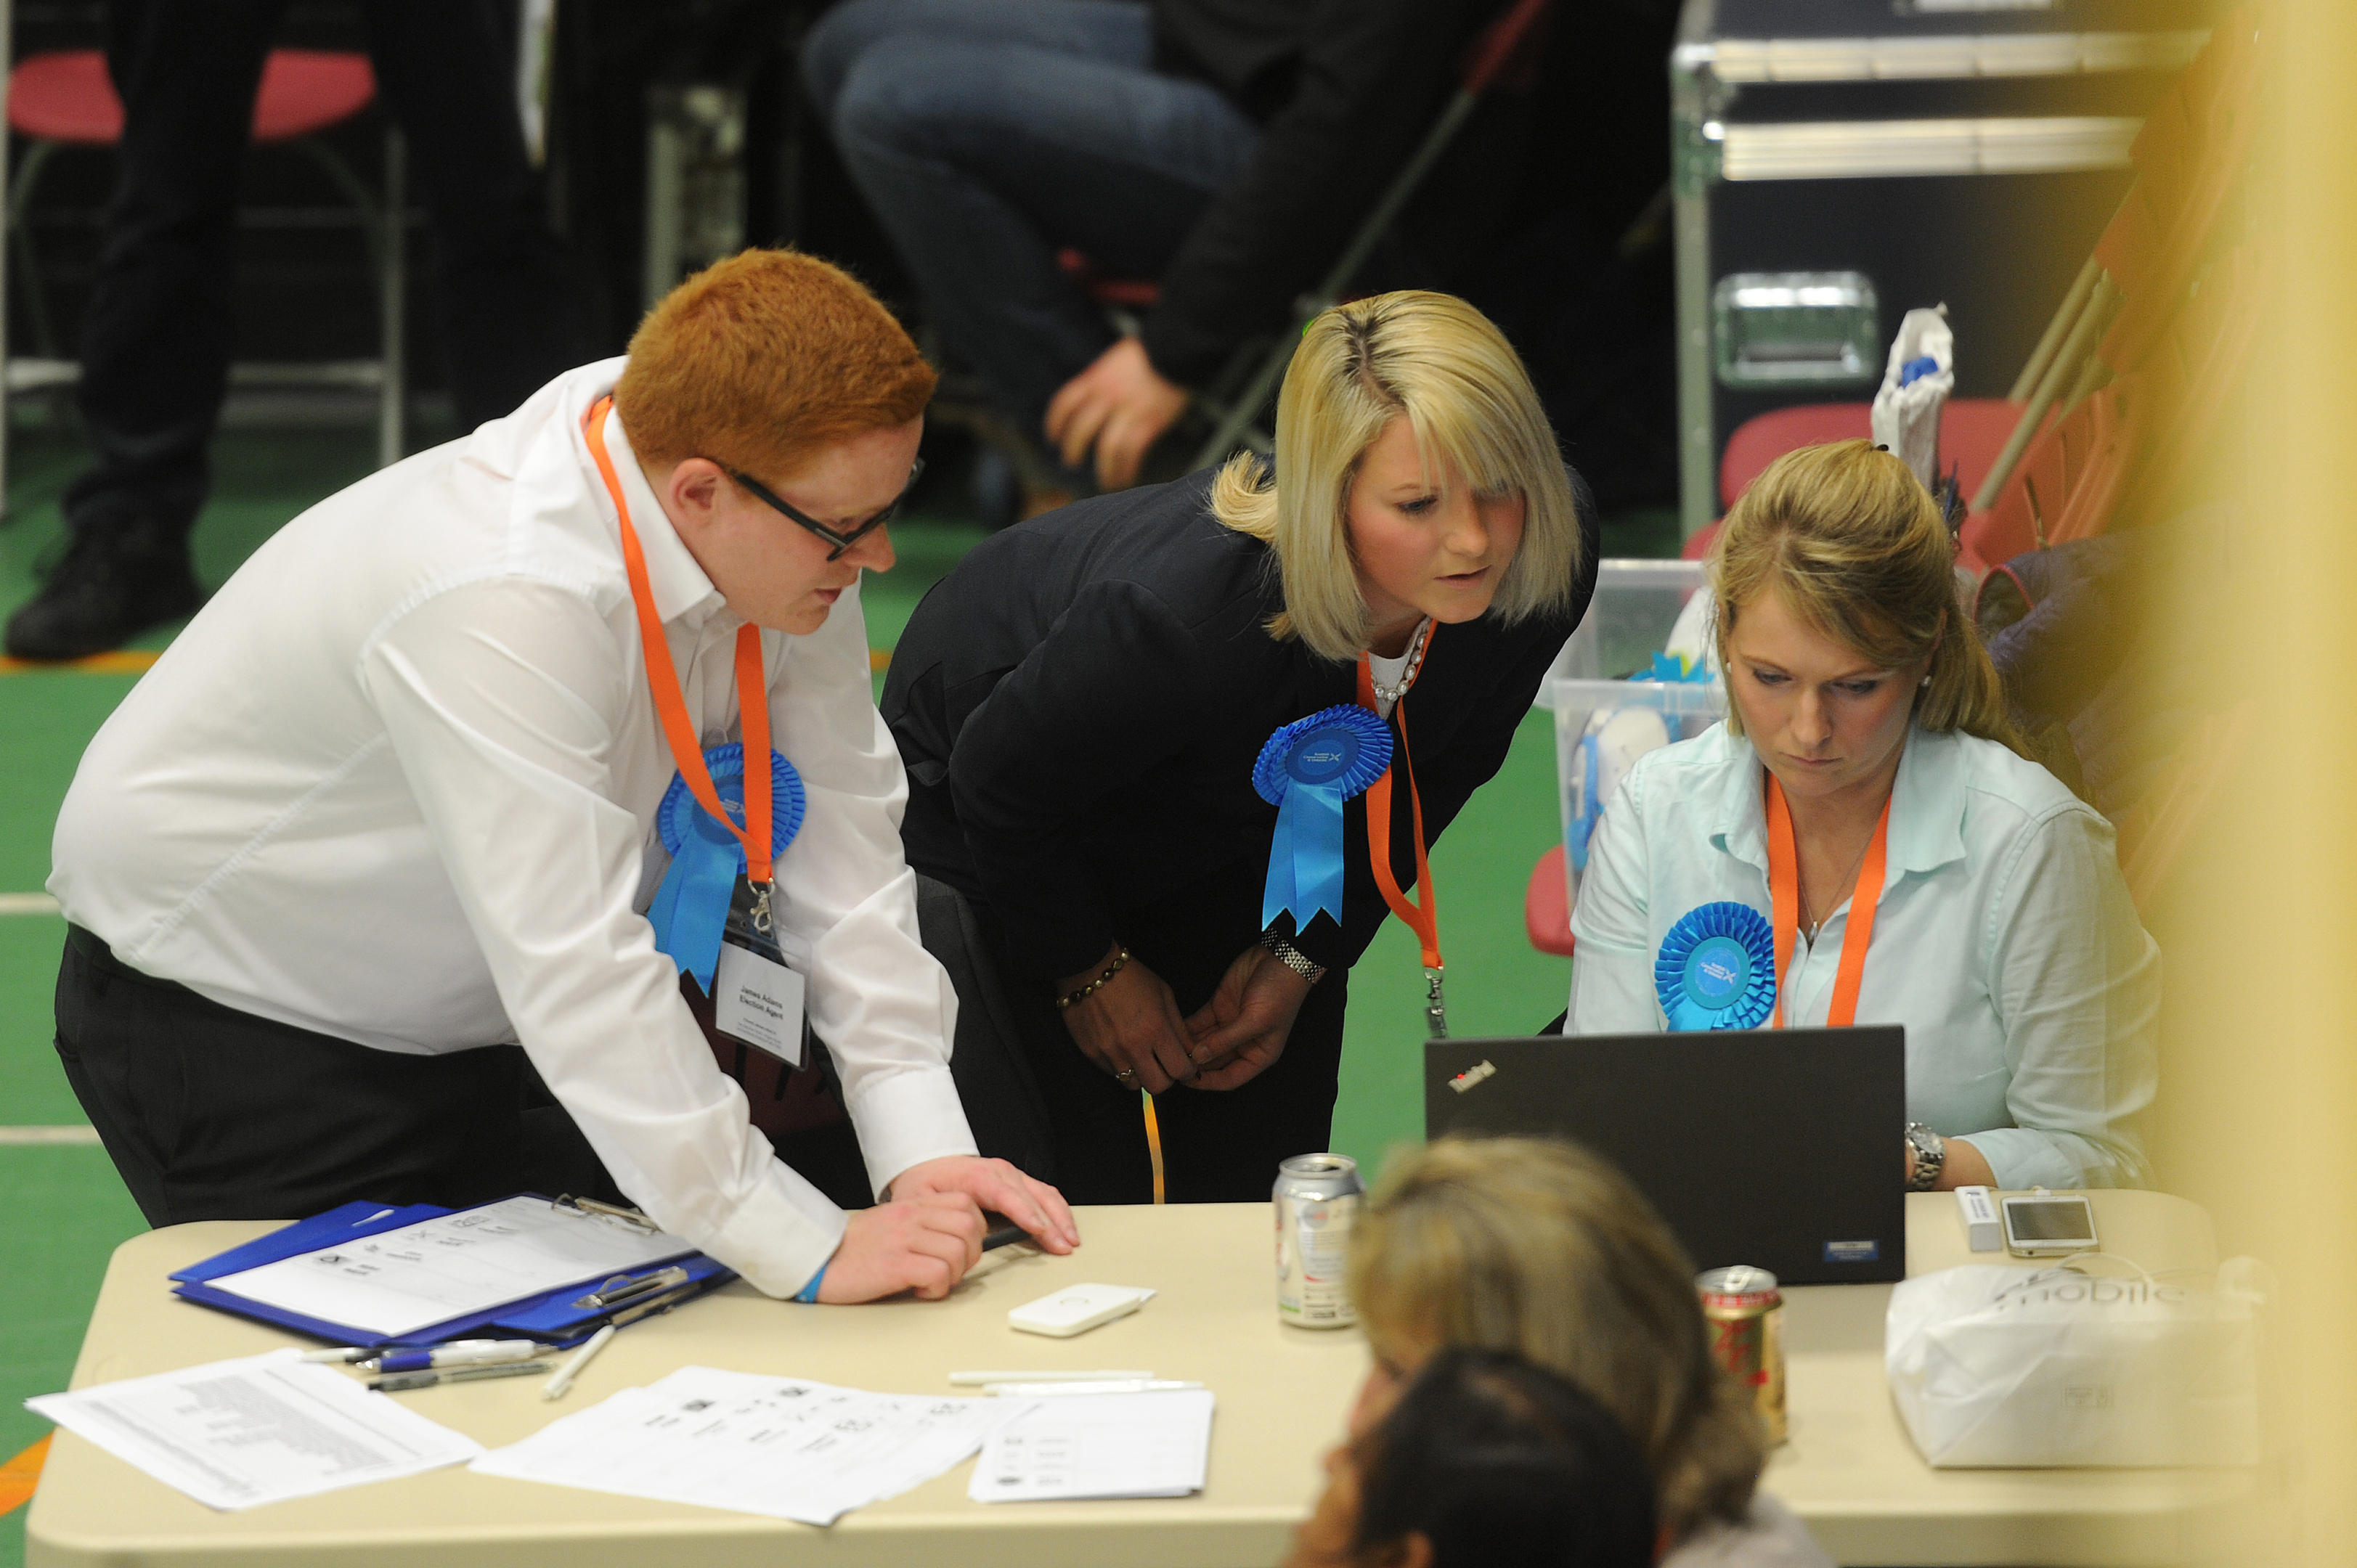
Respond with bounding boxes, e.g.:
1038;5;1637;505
1885;1258;2265;1468
1870;306;1954;492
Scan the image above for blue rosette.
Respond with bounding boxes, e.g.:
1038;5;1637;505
648;743;806;994
1654;901;1776;1032
1253;704;1393;933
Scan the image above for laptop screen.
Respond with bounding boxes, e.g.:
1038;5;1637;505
1424;1029;1907;1286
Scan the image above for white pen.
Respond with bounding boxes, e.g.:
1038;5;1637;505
357;1340;546;1374
542;1323;616;1401
948;1368;1155;1386
309;1336;520;1365
984;1379;1204;1397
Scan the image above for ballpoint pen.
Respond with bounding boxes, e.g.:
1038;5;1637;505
357;1340;546;1374
369;1360;551;1393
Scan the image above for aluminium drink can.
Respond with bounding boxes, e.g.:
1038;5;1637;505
1274;1153;1364;1328
1696;1265;1786;1445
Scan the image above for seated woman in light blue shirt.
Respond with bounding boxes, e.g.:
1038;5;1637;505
1568;440;2157;1191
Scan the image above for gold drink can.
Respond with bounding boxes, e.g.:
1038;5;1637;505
1696;1265;1786;1445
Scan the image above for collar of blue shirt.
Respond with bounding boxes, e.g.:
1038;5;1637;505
1701;722;1971;886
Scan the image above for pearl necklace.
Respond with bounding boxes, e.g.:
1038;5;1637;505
1368;618;1434;704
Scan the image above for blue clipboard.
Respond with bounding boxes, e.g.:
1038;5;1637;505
168;1196;737;1349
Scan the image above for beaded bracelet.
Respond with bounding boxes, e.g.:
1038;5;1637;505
1056;945;1131;1010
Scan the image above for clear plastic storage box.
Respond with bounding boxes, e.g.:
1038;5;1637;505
1548;560;1726;923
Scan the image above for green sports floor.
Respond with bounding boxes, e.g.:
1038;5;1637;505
0;425;1674;1561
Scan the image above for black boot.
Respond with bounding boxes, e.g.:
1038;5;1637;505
4;518;203;661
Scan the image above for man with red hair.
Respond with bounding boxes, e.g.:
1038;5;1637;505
46;250;1077;1305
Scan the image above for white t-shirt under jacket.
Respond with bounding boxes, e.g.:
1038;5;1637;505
1567;721;2157;1190
49;358;974;1296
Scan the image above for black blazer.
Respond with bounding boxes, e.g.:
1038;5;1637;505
882;467;1600;989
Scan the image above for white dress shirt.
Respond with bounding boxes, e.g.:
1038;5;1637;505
1568;721;2158;1189
49;359;976;1297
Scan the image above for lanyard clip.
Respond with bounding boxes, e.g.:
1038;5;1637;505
1423;966;1448;1040
750;879;775;935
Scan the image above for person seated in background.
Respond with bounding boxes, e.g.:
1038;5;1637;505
881;291;1597;1203
7;0;582;662
46;250;1074;1304
1348;1138;1834;1568
1567;441;2157;1192
799;0;1504;497
1283;1347;1658;1568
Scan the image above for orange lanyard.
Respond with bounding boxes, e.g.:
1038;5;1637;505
1356;627;1446;1033
1763;773;1889;1029
582;395;775;889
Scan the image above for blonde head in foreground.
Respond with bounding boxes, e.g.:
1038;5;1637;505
1350;1138;1765;1540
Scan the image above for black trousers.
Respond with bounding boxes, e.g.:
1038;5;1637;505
54;890;1061;1226
66;0;579;543
964;891;1351;1206
53;926;620;1225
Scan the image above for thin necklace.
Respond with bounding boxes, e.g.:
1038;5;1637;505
1368;618;1434;703
1800;829;1876;943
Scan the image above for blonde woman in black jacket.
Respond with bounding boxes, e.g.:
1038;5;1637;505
884;291;1598;1201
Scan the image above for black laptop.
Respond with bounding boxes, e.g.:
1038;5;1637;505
1424;1029;1906;1285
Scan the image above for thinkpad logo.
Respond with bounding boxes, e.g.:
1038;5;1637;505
1448;1060;1498;1094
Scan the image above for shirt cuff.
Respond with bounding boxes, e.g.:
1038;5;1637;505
844;1062;978;1201
699;1161;852;1299
1961;1127;2106;1192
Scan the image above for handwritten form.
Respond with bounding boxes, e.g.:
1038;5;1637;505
471;1368;1031;1526
25;1350;481;1511
207;1196;693;1337
969;1389;1216;1503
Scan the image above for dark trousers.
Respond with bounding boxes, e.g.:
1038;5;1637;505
54;889;1061;1226
68;0;579;543
964;891;1350;1205
53;926;619;1225
799;0;1258;446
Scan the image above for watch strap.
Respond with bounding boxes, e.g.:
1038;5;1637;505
1260;931;1326;984
1906;1122;1946;1191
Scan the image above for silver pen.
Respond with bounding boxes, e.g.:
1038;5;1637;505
368;1360;550;1393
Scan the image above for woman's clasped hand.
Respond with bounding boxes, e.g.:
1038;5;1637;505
1057;940;1314;1094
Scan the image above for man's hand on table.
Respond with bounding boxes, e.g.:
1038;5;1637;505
887;1154;1080;1254
814;1158;1077;1304
815;1193;986;1302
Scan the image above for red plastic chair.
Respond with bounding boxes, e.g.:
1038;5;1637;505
1716;396;2024;518
1525;842;1576;957
4;47;406;465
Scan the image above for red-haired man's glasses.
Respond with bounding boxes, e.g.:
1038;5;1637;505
728;459;924;561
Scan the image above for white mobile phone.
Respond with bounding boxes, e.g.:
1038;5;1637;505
2000;1193;2098;1257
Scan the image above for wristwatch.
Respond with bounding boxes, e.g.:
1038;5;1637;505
1905;1122;1946;1191
1260;931;1327;985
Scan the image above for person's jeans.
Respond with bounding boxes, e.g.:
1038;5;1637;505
802;0;1259;452
65;0;579;544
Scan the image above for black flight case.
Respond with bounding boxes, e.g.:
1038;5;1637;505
1670;0;2215;536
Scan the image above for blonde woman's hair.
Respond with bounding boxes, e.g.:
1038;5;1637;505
1209;291;1587;661
1350;1138;1765;1539
1711;439;2019;751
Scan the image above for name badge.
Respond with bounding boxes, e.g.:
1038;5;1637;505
715;875;809;1069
